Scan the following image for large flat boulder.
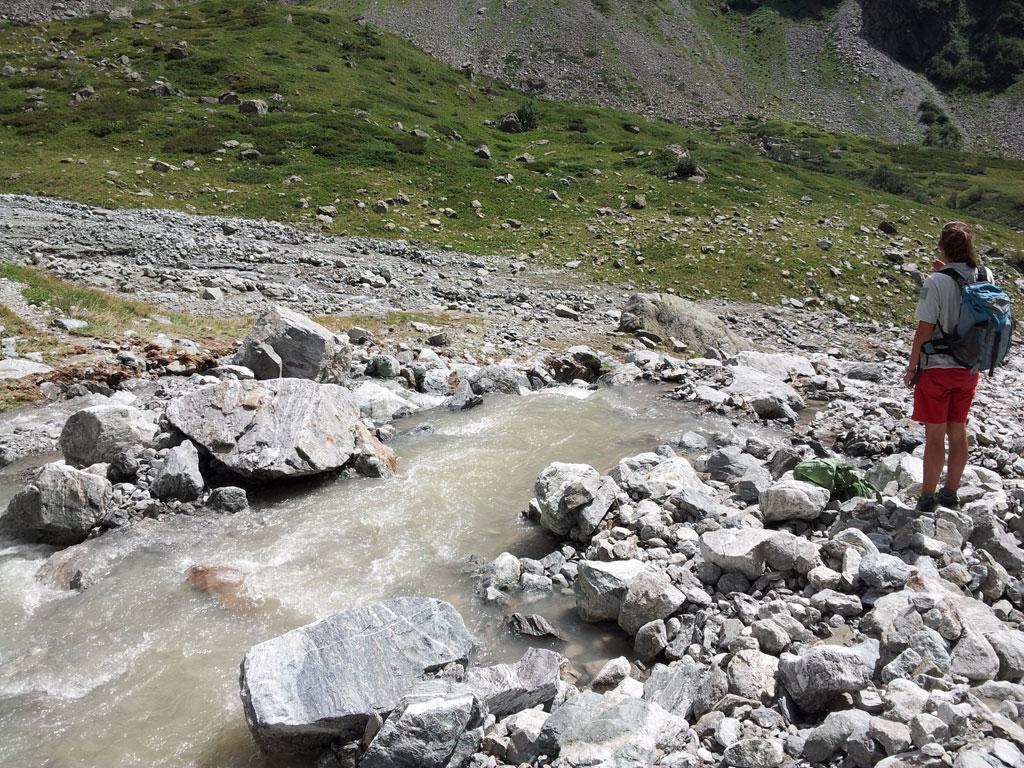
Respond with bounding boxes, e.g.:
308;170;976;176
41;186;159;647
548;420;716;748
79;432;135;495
0;358;51;379
730;351;815;380
235;304;350;382
462;647;561;717
0;462;111;545
239;597;473;754
726;365;804;410
59;404;157;466
165;378;360;480
351;380;419;423
618;293;749;353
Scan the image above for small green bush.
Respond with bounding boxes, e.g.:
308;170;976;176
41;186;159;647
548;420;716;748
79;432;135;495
648;148;698;178
867;164;914;196
918;98;963;150
514;99;539;131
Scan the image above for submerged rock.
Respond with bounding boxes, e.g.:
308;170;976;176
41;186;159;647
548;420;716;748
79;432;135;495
165;378;360;480
505;613;564;640
235;304;350;382
0;462;111;545
239;597;473;754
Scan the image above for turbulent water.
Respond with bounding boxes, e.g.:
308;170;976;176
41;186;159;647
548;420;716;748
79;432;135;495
0;386;747;768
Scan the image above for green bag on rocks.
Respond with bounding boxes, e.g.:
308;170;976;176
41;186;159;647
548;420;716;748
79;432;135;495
793;458;877;502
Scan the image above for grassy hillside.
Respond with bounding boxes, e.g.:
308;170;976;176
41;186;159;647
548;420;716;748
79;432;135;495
0;0;1021;324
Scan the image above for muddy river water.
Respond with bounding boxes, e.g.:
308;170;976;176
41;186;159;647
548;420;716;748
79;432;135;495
0;386;750;768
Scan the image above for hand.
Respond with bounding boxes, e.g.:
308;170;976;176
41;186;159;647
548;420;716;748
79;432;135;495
903;367;916;388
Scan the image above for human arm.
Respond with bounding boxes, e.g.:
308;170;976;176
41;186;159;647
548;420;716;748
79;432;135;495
904;320;935;388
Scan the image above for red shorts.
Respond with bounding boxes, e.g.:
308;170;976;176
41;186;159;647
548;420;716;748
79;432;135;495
912;368;979;424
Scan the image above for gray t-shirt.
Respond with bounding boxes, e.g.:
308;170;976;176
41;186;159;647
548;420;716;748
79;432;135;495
915;262;992;369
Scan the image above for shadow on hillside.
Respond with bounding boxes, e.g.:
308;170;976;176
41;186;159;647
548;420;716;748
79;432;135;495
725;0;841;21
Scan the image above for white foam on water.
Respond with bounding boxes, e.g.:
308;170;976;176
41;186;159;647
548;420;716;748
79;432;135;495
0;386;724;768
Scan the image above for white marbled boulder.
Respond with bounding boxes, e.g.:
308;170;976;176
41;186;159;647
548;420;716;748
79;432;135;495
165;378;360;480
239;597;474;754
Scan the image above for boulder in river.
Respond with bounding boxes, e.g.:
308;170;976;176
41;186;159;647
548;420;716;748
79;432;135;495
235;304;350;382
618;293;750;354
165;378;360;480
0;462;111;545
239;597;473;754
352;423;398;479
150;440;204;501
58;404;157;466
575;559;651;622
533;462;617;540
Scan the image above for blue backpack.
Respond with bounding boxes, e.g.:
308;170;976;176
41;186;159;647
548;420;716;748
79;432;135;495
924;266;1014;375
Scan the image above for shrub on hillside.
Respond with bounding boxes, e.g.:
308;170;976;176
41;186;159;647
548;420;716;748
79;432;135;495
918;98;963;149
514;99;539;131
867;164;914;196
648;147;699;178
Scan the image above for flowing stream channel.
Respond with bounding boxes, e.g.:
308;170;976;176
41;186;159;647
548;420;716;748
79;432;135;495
0;385;752;768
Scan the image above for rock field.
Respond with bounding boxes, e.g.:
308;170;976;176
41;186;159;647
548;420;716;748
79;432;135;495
1;193;1023;768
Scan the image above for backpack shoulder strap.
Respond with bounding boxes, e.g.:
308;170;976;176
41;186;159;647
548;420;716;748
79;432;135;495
938;267;969;289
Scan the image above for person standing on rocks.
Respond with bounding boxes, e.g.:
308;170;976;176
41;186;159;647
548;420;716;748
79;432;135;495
903;222;992;512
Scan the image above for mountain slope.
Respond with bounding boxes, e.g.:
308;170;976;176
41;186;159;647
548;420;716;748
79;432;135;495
326;0;1024;157
0;0;1021;325
3;0;1022;156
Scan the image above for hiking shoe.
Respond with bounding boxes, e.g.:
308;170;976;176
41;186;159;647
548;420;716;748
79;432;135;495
915;493;938;513
938;487;961;509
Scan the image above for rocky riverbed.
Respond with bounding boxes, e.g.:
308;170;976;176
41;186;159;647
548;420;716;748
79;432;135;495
0;194;1023;768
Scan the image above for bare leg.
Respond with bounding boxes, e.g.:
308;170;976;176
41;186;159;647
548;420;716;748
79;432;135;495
922;423;946;496
944;421;969;490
